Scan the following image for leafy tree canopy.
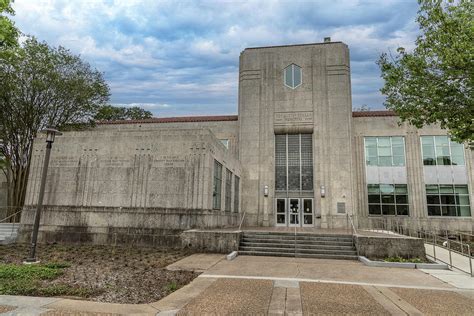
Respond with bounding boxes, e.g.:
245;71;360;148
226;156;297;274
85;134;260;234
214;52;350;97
0;37;110;211
378;0;473;144
0;0;19;47
94;105;153;121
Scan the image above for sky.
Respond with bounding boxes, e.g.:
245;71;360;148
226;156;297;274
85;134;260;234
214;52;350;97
10;0;420;117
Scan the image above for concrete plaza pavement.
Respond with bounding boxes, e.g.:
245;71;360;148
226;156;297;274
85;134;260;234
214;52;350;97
1;254;473;315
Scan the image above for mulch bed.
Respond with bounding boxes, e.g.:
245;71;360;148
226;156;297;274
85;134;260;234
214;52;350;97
0;243;199;304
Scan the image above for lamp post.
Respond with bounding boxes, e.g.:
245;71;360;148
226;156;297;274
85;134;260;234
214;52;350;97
25;128;62;263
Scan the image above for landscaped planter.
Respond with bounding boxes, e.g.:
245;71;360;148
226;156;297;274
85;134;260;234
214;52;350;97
358;256;449;270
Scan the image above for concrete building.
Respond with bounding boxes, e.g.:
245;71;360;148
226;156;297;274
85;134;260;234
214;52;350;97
18;41;473;244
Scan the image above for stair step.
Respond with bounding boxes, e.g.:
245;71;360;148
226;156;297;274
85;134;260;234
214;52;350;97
242;238;353;245
242;235;352;241
238;251;358;260
240;242;354;250
239;246;357;255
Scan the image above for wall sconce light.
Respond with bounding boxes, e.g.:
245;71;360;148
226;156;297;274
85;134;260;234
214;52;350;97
264;185;269;197
320;185;326;198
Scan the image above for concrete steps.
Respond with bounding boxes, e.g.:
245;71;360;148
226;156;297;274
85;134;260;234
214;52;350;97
0;223;20;245
239;232;357;260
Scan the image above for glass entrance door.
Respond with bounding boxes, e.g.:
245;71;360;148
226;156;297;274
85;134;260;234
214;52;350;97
288;198;300;227
276;199;287;226
302;198;313;227
275;198;314;227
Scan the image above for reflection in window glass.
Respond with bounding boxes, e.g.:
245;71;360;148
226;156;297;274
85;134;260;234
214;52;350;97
364;137;406;166
421;136;465;166
367;184;409;216
426;184;470;217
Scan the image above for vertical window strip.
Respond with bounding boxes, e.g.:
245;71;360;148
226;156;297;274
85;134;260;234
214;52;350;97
213;160;222;210
225;169;232;212
275;133;313;192
234;176;240;213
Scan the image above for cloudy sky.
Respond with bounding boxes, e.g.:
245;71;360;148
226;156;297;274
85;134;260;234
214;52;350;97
11;0;420;117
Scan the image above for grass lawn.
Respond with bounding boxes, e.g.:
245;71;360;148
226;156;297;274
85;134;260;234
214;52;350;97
0;243;198;303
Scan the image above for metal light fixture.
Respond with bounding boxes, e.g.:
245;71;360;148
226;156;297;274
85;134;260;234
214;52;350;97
320;185;326;198
25;127;62;263
263;185;269;197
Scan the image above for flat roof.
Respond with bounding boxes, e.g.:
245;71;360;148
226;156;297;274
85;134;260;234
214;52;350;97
244;41;343;51
98;111;396;125
98;115;238;125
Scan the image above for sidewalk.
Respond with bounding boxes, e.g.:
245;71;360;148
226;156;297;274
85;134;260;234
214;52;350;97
1;254;473;315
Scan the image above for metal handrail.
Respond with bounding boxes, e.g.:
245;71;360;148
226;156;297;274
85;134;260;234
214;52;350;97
347;214;357;235
0;209;22;241
358;215;473;277
0;209;23;223
238;211;246;231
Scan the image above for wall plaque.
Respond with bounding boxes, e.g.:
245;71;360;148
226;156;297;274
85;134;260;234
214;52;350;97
274;111;313;125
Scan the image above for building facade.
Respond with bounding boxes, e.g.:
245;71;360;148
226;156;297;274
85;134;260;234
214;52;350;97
19;41;473;244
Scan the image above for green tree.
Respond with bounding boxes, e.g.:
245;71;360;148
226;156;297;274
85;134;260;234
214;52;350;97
95;105;153;121
378;0;473;144
0;37;110;217
0;0;19;47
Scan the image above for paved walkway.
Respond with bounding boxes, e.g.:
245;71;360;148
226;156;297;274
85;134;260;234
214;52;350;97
1;254;473;315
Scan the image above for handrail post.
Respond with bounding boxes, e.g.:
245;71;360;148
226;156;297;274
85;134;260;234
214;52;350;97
468;244;473;277
448;239;453;269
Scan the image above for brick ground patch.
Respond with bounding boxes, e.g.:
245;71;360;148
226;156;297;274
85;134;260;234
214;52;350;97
178;278;273;315
390;287;474;315
300;282;390;315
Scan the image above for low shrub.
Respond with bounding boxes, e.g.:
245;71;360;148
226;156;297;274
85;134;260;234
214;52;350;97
384;257;424;263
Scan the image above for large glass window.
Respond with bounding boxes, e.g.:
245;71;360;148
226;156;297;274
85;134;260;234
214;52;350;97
426;184;471;217
234;176;240;213
368;184;409;216
421;136;465;166
275;134;313;191
284;64;302;89
364;137;405;166
224;169;232;212
212;160;222;210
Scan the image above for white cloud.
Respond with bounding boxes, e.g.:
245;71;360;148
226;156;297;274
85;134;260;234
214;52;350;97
11;0;421;114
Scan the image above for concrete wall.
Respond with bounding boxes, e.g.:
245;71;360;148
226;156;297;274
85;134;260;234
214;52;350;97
24;128;240;209
19;206;239;247
352;116;474;233
97;119;240;158
181;229;241;253
238;42;353;228
354;234;426;260
20;127;242;245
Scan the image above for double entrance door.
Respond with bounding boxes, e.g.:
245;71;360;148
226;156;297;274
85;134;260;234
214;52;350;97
275;198;314;227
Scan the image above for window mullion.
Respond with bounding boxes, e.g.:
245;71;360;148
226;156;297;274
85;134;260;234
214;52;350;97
286;134;288;192
292;65;295;88
299;134;302;191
